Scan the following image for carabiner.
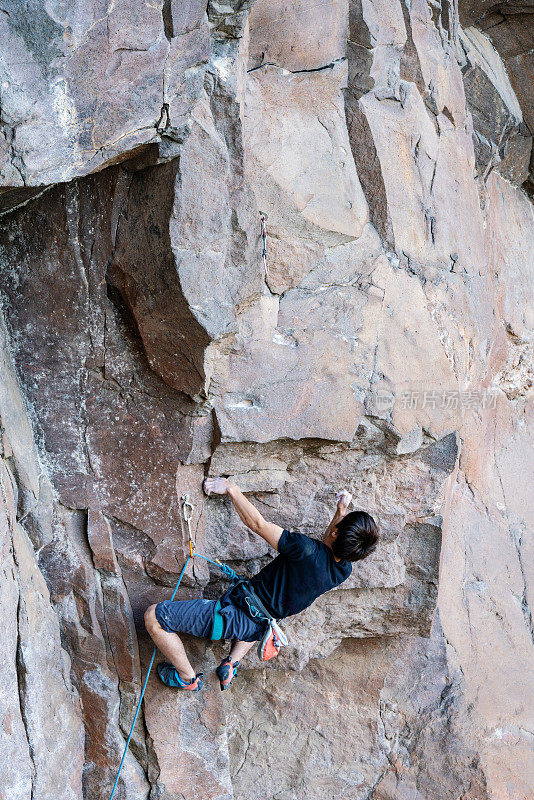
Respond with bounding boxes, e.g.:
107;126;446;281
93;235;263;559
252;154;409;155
181;493;194;521
181;493;196;556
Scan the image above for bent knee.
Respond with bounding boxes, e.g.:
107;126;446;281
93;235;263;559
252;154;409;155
144;604;161;634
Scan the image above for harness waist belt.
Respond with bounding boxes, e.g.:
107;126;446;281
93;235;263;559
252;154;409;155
211;598;224;641
239;581;276;622
210;580;274;641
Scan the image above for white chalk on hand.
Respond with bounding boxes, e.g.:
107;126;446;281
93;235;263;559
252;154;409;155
204;477;228;496
336;489;352;506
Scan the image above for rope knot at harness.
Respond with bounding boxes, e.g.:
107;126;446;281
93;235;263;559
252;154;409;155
215;560;239;582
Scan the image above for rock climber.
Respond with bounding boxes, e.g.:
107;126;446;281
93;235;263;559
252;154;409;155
144;478;379;692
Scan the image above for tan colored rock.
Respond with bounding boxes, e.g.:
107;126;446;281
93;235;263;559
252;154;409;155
87;508;120;574
13;522;85;800
143;642;232;800
410;0;469;122
247;0;348;71
244;60;369;293
357;83;485;271
484;172;534;341
435;174;534;799
225;631;489;800
210;291;364;443
358;258;460;438
358;0;407;90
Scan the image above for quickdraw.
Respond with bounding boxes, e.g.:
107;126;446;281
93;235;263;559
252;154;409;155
180;493;239;582
260;213;269;279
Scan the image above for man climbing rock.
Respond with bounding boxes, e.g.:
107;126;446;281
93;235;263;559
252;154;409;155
144;479;379;692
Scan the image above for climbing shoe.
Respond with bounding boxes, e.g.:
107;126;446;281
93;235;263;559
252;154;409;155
216;657;240;691
157;662;203;691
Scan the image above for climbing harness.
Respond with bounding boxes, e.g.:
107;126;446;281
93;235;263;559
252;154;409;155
239;581;288;661
109;490;287;798
260;213;269;279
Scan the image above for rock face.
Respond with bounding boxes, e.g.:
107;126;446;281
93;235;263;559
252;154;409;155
0;2;532;799
458;0;534;194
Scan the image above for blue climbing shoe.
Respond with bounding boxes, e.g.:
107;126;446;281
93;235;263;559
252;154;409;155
157;662;203;691
216;657;240;691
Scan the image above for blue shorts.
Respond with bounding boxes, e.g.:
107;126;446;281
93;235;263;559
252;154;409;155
154;596;266;642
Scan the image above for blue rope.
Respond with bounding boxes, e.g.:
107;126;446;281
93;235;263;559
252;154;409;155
109;555;191;800
109;551;240;799
193;552;240;582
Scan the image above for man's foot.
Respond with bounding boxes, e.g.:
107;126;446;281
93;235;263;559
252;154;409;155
216;657;240;691
157;661;203;691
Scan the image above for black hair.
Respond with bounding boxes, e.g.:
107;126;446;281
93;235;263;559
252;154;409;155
332;510;379;562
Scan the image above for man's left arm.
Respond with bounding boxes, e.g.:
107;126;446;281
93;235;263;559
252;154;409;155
324;489;352;536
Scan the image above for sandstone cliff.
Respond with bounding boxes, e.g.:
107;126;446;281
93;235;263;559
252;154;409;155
0;1;532;799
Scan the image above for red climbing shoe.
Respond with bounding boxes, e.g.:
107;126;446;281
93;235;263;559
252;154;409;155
157;662;203;691
216;657;240;691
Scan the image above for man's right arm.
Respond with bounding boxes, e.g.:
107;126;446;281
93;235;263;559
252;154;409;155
203;477;284;551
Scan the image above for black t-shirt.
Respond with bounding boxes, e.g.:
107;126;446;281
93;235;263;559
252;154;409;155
225;529;352;620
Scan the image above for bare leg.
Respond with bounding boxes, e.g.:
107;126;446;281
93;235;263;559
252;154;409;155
144;605;196;681
228;639;255;662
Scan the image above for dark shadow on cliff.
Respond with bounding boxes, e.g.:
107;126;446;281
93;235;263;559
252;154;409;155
343;0;394;246
107;158;211;399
